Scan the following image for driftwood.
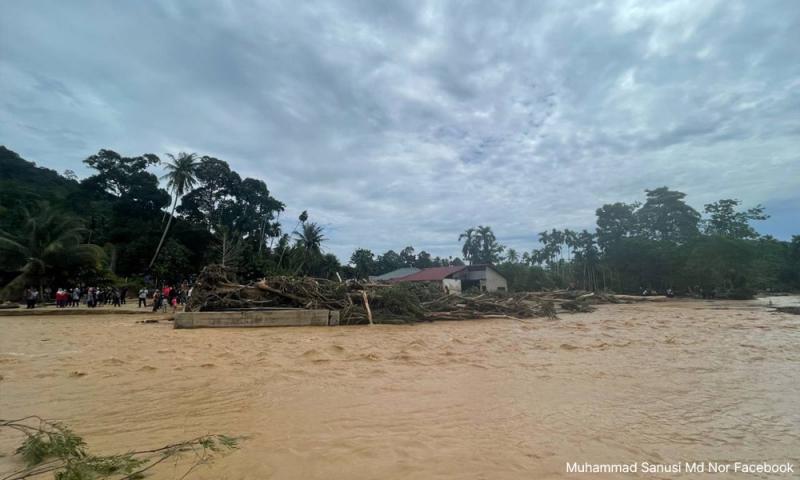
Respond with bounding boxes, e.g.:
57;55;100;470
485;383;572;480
776;306;800;315
422;293;557;320
361;291;373;325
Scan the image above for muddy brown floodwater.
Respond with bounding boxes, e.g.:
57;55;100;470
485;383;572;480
1;299;799;479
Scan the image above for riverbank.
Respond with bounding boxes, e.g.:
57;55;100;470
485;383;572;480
1;298;798;479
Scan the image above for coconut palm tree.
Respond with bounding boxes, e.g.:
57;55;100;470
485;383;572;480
292;222;326;274
0;206;104;298
148;152;199;269
506;248;519;264
294;222;325;254
277;210;308;270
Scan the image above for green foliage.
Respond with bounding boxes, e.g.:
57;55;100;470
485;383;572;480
1;146;796;295
369;283;428;321
494;262;554;292
595;202;638;251
703;199;768;239
0;205;107;298
459;225;504;264
635;187;701;243
176;156;284;250
150;238;194;282
0;147;284;290
148;152;201;268
82;149;168;210
349;248;376;279
375;249;404;273
2;416;239;480
586;188;791;294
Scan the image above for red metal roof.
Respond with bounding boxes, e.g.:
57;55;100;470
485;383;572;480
390;266;466;282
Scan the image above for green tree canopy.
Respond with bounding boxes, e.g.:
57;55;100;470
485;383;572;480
703;199;768;239
0;206;105;297
82;149;168;209
636;187;700;243
350;248;376;278
459;225;504;264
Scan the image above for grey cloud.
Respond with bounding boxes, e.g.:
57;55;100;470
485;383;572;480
1;0;798;260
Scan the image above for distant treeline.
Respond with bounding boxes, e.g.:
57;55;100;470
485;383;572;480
340;194;799;297
1;146;798;298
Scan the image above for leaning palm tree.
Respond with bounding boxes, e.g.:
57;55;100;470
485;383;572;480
148;152;199;269
0;206;105;298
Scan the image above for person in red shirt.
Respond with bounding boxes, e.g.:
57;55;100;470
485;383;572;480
55;289;66;308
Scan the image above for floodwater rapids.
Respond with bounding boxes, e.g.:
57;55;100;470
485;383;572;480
1;298;799;479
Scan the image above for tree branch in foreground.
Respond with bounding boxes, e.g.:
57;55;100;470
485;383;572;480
1;416;240;480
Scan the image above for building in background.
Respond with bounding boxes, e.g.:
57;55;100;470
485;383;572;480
389;265;507;293
368;267;420;282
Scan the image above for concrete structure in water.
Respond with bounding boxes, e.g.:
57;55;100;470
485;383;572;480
390;264;508;293
174;308;340;328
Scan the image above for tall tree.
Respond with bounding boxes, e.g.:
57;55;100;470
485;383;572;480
416;250;434;268
350;248;376;279
459;228;478;263
475;225;504;264
460;226;504;264
278;210;308;270
399;246;416;267
149;153;199;268
596;202;639;251
636;187;700;243
703;199;768;239
82;149;164;207
375;250;404;273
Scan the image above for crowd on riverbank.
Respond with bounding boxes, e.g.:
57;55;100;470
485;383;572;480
22;283;191;313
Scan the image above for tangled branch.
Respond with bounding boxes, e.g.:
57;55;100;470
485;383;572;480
0;416;239;480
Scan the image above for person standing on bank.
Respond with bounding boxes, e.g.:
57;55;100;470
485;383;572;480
24;287;34;309
138;287;147;308
152;291;162;312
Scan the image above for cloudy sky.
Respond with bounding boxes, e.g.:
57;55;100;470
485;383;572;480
2;0;798;260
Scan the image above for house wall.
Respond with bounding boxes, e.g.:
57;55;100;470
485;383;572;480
460;267;508;292
484;268;508;292
442;278;462;294
463;270;486;281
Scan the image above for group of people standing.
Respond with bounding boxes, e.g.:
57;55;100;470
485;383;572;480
137;284;190;313
54;287;82;307
47;286;128;308
23;284;192;310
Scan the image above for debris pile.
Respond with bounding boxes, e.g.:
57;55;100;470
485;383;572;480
522;290;637;312
775;306;800;315
186;265;563;324
422;293;557;320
